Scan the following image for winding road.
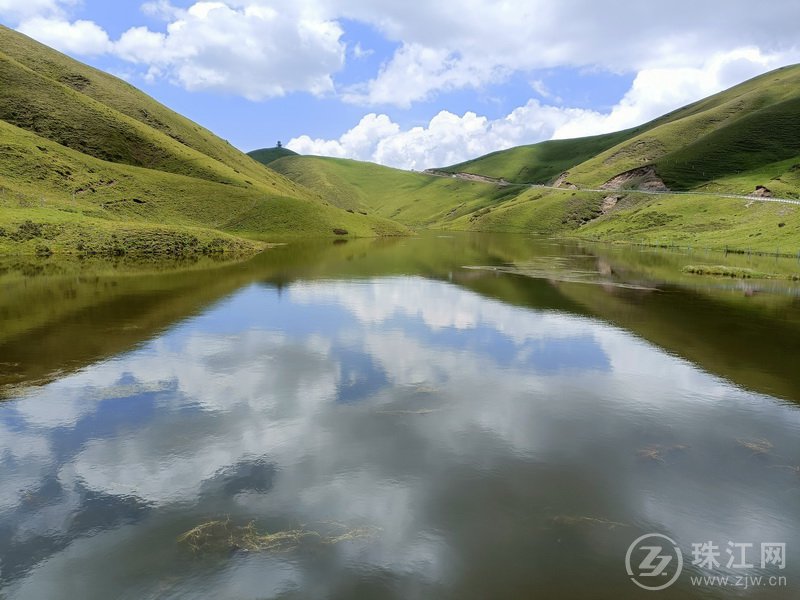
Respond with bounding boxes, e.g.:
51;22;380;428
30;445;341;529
425;170;800;206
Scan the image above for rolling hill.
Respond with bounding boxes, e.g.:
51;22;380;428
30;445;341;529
249;146;299;165
0;25;404;256
268;155;521;227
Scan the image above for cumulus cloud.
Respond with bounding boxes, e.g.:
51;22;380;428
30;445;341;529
113;2;346;99
17;17;112;56
333;0;800;106
342;42;506;108
6;0;800;104
288;104;577;169
290;47;800;169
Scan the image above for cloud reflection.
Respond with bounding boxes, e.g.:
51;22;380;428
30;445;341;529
2;277;799;598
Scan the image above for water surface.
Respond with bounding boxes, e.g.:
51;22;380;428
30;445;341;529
1;234;799;599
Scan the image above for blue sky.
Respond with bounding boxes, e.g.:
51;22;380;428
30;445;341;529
1;0;799;168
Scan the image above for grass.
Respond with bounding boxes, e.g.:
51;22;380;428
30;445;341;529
438;130;636;184
577;192;800;254
656;97;800;190
269;155;522;227
0;25;296;192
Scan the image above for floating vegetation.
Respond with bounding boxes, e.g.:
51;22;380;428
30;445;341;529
638;447;665;463
637;444;690;463
547;515;628;530
682;265;785;280
177;518;377;555
737;438;773;455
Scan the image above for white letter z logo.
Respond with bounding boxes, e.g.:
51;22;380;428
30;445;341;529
638;546;673;577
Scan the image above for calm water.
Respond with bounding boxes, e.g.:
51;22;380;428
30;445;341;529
1;234;799;599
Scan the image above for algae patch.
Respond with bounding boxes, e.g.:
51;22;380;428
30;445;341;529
178;519;377;555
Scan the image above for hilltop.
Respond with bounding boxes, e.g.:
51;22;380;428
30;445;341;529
249;146;299;165
0;26;404;256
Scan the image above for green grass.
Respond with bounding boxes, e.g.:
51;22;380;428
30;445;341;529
0;25;296;192
0;26;404;256
577;193;800;254
248;146;299;165
269;153;800;255
438;130;636;184
0;118;406;255
269;155;523;227
655;97;800;191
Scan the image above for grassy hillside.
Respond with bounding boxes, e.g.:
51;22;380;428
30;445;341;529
0;26;404;256
0;26;294;191
438;130;636;184
269;155;523;227
566;65;800;191
248;146;299;165
441;65;800;195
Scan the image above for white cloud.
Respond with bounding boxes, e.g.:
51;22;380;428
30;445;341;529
289;102;587;169
113;2;346;99
351;41;373;59
342;42;505;108
6;0;800;109
6;1;346;99
17;17;112;56
333;0;800;106
0;0;70;22
289;112;400;159
290;47;800;169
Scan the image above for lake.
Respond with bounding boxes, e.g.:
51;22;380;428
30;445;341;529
1;233;799;599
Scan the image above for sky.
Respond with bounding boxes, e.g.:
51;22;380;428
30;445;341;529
1;0;799;170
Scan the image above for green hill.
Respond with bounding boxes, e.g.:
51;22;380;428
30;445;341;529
269;155;521;227
442;65;800;195
248;146;299;165
0;26;404;256
438;130;636;184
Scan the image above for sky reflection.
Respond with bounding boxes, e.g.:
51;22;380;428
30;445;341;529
1;276;799;599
